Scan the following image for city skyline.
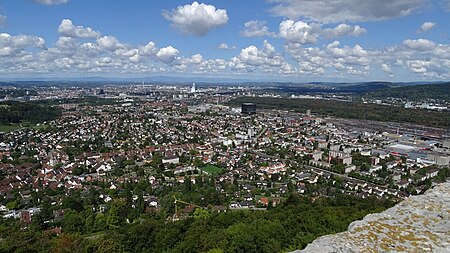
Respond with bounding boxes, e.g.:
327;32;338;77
1;0;450;82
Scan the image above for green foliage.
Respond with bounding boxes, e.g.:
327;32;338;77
332;164;346;174
5;200;18;210
193;208;210;219
106;203;121;229
0;193;393;253
366;82;450;101
0;101;61;125
438;167;449;181
62;211;84;233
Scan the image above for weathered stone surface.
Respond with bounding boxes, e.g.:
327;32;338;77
292;182;450;253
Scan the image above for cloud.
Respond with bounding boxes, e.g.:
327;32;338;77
403;38;436;51
162;1;228;36
97;36;125;51
406;60;428;73
156;46;179;63
58;19;100;39
4;16;450;80
278;20;321;44
139;41;158;56
322;24;366;38
0;15;6;27
417;22;436;33
381;63;392;73
55;36;78;52
240;20;275;37
230;40;296;74
33;0;69;5
285;40;374;76
0;33;46;56
277;20;365;45
217;43;236;50
268;0;424;23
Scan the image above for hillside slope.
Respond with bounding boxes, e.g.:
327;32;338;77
292;182;450;252
365;82;450;101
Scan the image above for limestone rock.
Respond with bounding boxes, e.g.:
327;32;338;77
292;182;450;253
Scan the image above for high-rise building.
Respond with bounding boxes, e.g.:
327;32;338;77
241;103;256;115
191;83;196;93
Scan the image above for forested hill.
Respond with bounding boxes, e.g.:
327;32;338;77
0;194;393;253
228;97;450;128
0;101;61;125
364;82;450;101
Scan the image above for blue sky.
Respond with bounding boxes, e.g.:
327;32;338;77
1;0;450;82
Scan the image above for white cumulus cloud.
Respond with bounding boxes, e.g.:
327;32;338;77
268;0;424;23
156;46;180;63
0;33;46;56
33;0;69;5
278;20;321;44
139;41;158;56
217;43;236;50
322;24;366;38
162;1;228;36
403;38;436;51
97;36;124;51
230;40;296;74
58;19;100;39
418;22;435;33
240;20;275;37
277;20;366;45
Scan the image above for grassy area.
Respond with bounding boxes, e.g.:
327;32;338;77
201;164;225;175
0;124;22;133
32;123;49;131
0;122;48;133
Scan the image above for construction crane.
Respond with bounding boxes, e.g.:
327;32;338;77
172;195;204;221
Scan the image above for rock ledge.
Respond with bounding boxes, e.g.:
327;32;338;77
292;182;450;253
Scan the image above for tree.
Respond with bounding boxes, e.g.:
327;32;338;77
95;213;108;231
193;158;204;168
193;208;209;220
107;203;121;229
438;167;449;181
5;201;18;210
40;196;53;221
62;211;84;233
94;238;125;253
72;166;84;176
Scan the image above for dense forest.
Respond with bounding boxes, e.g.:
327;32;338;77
0;101;61;125
0;192;392;253
364;82;450;101
228;97;450;128
263;82;393;95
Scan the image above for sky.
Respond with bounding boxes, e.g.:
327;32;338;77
1;0;450;82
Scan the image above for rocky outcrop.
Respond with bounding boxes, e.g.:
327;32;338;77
293;182;450;253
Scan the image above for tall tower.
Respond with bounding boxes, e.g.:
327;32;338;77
191;83;196;93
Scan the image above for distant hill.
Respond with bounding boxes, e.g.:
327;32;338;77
365;82;450;101
228;97;450;128
260;82;395;94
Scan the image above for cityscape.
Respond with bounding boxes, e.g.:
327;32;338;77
1;1;450;252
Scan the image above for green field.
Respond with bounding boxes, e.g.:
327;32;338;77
0;124;22;133
201;164;225;174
